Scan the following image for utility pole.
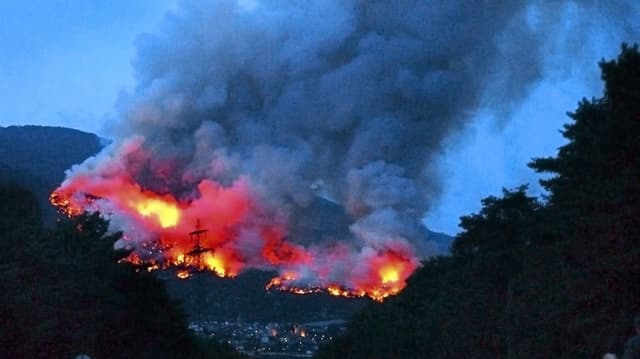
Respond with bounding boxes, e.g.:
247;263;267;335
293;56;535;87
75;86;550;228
187;218;210;271
186;219;211;327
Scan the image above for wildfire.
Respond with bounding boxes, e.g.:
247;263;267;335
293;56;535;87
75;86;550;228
132;198;180;228
50;145;420;302
49;191;86;217
202;251;237;278
264;248;417;302
380;267;399;284
327;285;348;297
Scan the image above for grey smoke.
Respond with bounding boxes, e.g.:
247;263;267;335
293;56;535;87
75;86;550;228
75;0;638;255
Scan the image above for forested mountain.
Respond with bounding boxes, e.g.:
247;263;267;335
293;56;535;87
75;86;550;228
0;125;103;221
316;45;640;359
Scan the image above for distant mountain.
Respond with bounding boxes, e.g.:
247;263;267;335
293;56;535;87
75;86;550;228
0;125;102;221
290;196;453;256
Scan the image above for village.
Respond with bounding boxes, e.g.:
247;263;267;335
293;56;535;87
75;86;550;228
190;319;348;357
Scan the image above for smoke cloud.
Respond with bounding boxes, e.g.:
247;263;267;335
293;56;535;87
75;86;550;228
55;0;640;297
113;0;543;241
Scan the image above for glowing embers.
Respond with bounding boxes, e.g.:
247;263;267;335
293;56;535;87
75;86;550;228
177;270;191;279
202;251;237;278
264;248;417;302
49;191;89;217
50;172;256;276
266;279;366;300
265;275;324;296
327;285;355;298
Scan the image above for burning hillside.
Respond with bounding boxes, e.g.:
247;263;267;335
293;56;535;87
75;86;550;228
49;0;559;301
51;138;419;301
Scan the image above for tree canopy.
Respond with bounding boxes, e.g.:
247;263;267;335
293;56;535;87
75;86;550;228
316;44;640;358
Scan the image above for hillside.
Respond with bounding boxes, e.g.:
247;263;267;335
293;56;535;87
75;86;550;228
0;125;452;325
0;125;102;221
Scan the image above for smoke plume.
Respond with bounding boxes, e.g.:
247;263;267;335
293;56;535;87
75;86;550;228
53;0;640;299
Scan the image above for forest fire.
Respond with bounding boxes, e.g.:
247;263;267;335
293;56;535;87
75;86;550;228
265;249;416;302
134;198;180;228
50;141;421;302
51;171;262;278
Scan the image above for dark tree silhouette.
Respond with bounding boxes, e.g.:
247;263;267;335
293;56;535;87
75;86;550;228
0;185;244;358
317;44;640;358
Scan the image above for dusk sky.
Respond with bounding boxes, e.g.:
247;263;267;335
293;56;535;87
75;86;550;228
0;0;177;133
2;0;639;235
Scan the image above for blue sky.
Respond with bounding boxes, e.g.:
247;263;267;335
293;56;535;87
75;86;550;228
0;0;177;134
1;1;638;235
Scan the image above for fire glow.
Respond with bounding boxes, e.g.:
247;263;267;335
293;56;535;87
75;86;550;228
133;198;180;228
50;145;420;302
266;249;414;302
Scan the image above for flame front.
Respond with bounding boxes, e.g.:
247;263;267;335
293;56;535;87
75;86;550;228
380;267;400;284
50;143;420;302
50;172;259;280
265;248;417;302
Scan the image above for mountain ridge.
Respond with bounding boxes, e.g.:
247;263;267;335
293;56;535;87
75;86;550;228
0;125;103;221
0;124;453;323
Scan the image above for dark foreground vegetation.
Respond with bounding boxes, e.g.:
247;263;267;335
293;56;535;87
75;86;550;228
0;187;244;358
317;45;640;358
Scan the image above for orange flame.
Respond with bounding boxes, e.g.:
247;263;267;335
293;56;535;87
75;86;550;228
132;198;180;228
50;158;419;301
177;270;191;279
264;248;417;302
